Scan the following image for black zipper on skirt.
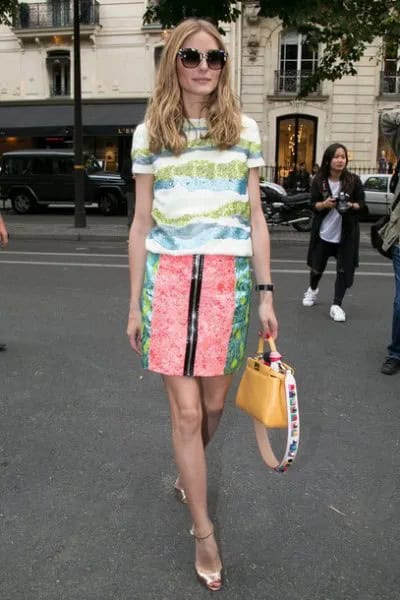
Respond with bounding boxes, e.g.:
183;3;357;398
183;255;204;376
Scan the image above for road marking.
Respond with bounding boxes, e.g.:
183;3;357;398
272;259;391;267
0;251;392;268
0;250;127;258
0;260;127;268
0;259;395;277
271;270;393;276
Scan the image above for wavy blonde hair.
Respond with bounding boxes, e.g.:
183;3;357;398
145;18;242;155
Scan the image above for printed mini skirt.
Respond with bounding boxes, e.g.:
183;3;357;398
141;253;251;377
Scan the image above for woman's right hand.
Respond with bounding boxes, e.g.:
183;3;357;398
321;196;337;210
127;307;142;354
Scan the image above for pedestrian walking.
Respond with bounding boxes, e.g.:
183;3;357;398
126;17;278;591
302;143;365;321
379;110;400;375
0;212;9;351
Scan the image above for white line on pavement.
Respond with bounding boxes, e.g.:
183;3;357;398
0;259;394;276
272;270;393;276
0;250;127;258
0;260;127;268
0;251;392;268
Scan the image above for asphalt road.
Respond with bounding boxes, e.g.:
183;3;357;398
0;239;399;600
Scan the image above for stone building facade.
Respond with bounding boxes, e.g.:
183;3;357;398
1;1;399;178
0;0;239;169
241;8;400;181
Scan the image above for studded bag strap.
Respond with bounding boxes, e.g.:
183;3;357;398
253;370;300;472
252;336;300;472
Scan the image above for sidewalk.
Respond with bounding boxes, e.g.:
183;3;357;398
8;219;130;242
4;211;130;242
3;210;372;245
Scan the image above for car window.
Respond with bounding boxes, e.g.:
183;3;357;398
53;157;74;174
363;176;388;192
85;155;103;173
2;157;32;175
31;157;54;175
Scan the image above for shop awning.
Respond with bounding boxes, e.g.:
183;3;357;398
0;100;147;136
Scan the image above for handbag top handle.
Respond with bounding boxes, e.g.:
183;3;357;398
258;334;278;354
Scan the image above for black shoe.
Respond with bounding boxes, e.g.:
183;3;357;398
381;357;400;375
0;343;6;352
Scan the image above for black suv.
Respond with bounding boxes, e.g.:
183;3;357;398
0;150;128;215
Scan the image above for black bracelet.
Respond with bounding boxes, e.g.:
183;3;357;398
255;284;274;292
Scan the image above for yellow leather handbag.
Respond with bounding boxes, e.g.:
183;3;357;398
236;335;290;428
236;335;300;471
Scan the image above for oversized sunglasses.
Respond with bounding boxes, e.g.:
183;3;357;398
177;48;228;70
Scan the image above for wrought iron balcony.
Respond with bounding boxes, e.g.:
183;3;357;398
274;70;321;96
13;0;99;30
380;72;400;95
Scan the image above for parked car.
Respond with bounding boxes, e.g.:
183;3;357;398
360;173;393;218
0;150;128;215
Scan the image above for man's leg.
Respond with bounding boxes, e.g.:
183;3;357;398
382;245;400;374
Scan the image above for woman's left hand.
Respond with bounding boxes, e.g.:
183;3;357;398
258;299;278;340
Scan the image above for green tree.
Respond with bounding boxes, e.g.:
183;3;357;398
0;0;17;24
143;0;241;31
143;0;400;95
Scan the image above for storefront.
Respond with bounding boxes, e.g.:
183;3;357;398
0;99;147;172
275;114;317;183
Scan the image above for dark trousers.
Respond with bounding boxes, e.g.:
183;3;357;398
388;244;400;360
309;238;348;306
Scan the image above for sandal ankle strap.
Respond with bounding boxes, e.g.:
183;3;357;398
193;528;214;541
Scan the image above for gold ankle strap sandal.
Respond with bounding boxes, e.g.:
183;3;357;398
192;529;223;592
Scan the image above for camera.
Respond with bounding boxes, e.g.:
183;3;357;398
337;191;350;213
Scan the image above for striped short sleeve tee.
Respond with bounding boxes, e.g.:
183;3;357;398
131;114;265;256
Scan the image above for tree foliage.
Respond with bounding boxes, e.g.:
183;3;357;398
143;0;400;95
260;0;400;95
0;0;17;25
143;0;241;33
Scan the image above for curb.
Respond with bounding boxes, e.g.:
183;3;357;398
5;219;372;246
7;229;372;247
9;231;129;242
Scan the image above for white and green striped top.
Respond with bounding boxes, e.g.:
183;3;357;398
131;114;265;256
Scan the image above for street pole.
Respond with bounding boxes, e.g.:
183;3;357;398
73;0;86;227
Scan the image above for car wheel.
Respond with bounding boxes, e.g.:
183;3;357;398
98;192;118;216
11;191;36;214
292;208;313;232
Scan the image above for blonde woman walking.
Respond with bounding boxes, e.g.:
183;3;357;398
127;18;277;591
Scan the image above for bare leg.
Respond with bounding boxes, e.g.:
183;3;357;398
164;374;226;574
174;375;232;488
200;374;232;445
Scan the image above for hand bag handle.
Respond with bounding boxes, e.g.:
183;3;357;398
253;335;300;472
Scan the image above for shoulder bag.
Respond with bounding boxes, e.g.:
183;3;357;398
236;335;300;472
370;194;400;259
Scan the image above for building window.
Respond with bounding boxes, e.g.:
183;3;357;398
381;37;400;94
154;46;164;69
277;30;319;95
377;127;396;171
47;50;70;97
51;0;71;27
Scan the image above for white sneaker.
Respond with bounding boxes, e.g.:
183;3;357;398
330;304;346;322
302;287;319;307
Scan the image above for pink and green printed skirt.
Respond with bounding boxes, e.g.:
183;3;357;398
141;253;251;377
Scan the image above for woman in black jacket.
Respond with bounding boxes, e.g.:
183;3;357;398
302;143;365;321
